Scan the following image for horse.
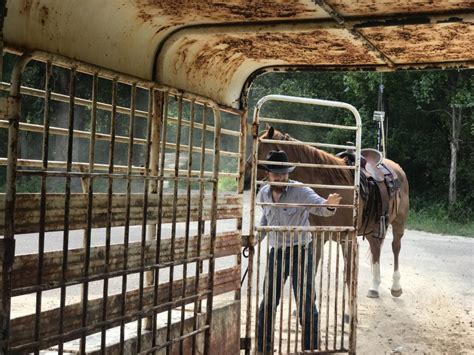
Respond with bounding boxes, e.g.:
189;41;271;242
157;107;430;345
244;126;410;298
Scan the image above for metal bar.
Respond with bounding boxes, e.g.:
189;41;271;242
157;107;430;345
0;122;239;158
259;138;354;151
179;98;196;354
326;232;333;350
1;54;31;353
152;90;168;350
166;94;184;355
236;110;246;304
259;116;358;131
277;232;286;353
256;180;354;190
101;78;118;352
120;82;137;354
59;66;76;354
136;86;153;353
257;202;354;209
203;102;222;355
257;159;356;170
349;235;359;354
192;103;208;355
286;231;294;354
318;232;325;350
270;237;278;351
334;231;341;350
262;231;270;353
257;226;355;232
253;231;262;355
78;71;98;354
294;231;302;353
139;326;210;354
340;232;349;349
309;232;318;351
301;236;309;352
33;60;51;354
13;165;226;179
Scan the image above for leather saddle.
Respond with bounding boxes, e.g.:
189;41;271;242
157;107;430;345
337;148;400;238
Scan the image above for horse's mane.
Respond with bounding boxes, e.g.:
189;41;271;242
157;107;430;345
261;128;353;185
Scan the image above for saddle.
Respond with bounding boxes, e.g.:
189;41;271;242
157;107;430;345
337;148;400;238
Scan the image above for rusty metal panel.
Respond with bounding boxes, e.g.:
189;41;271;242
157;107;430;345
0;193;242;234
11;231;241;292
1;50;244;354
8;266;240;350
360;22;474;64
327;0;473;17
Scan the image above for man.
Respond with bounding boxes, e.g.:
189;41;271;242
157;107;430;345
256;150;342;354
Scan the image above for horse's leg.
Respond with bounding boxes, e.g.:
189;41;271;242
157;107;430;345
390;221;405;297
366;235;384;298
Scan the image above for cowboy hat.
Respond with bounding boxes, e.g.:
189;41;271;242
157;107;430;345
261;150;295;174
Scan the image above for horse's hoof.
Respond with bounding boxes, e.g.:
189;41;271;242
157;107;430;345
391;288;403;297
367;289;379;298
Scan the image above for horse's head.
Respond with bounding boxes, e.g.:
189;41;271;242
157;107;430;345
243;125;292;190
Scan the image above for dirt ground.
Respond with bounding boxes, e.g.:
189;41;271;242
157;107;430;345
356;229;473;354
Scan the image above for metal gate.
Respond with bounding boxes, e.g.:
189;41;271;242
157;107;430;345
244;95;361;354
0;49;245;353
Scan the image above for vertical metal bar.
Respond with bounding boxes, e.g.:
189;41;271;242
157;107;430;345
277;232;286;353
253;230;262;355
80;72;98;354
334;231;341;350
318;231;325;350
310;231;318;351
262;229;270;353
120;83;137;353
60;66;76;353
349;235;358;354
179;98;196;354
152;91;168;350
145;88;162;335
340;232;349;349
270;238;278;351
286;231;294;354
0;0;6;83
34;60;52;354
301;237;309;352
203;104;221;355
192;103;207;355
166;94;184;355
1;54;30;353
101;78;118;353
325;232;333;350
294;231;302;353
137;86;154;353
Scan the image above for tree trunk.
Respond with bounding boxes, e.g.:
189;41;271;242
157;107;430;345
448;106;462;207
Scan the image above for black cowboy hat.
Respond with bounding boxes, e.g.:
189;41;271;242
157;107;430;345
261;150;295;174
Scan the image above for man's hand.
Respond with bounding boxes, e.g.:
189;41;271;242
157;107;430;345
326;193;342;206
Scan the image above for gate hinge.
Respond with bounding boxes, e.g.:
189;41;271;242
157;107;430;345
0;97;16;120
240;337;251;350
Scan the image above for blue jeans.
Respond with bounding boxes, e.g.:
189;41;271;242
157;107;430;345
257;243;318;352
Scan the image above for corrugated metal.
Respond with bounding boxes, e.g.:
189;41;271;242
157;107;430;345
4;0;474;109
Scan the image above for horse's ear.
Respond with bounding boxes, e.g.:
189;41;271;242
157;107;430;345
267;125;274;139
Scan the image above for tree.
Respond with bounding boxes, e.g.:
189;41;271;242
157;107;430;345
411;70;473;207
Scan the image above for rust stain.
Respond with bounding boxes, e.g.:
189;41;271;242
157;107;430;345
327;0;473;16
361;23;474;63
180;30;378;80
136;0;316;25
39;5;49;26
19;0;34;15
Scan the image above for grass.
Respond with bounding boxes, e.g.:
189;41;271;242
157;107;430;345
407;201;474;238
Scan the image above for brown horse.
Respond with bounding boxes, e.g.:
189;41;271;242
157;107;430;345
244;126;410;298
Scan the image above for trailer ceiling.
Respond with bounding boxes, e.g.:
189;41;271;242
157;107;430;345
5;0;474;109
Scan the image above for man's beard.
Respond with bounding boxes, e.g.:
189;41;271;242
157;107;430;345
271;183;287;193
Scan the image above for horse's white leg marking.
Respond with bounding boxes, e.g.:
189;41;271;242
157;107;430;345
391;269;403;297
367;262;381;298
